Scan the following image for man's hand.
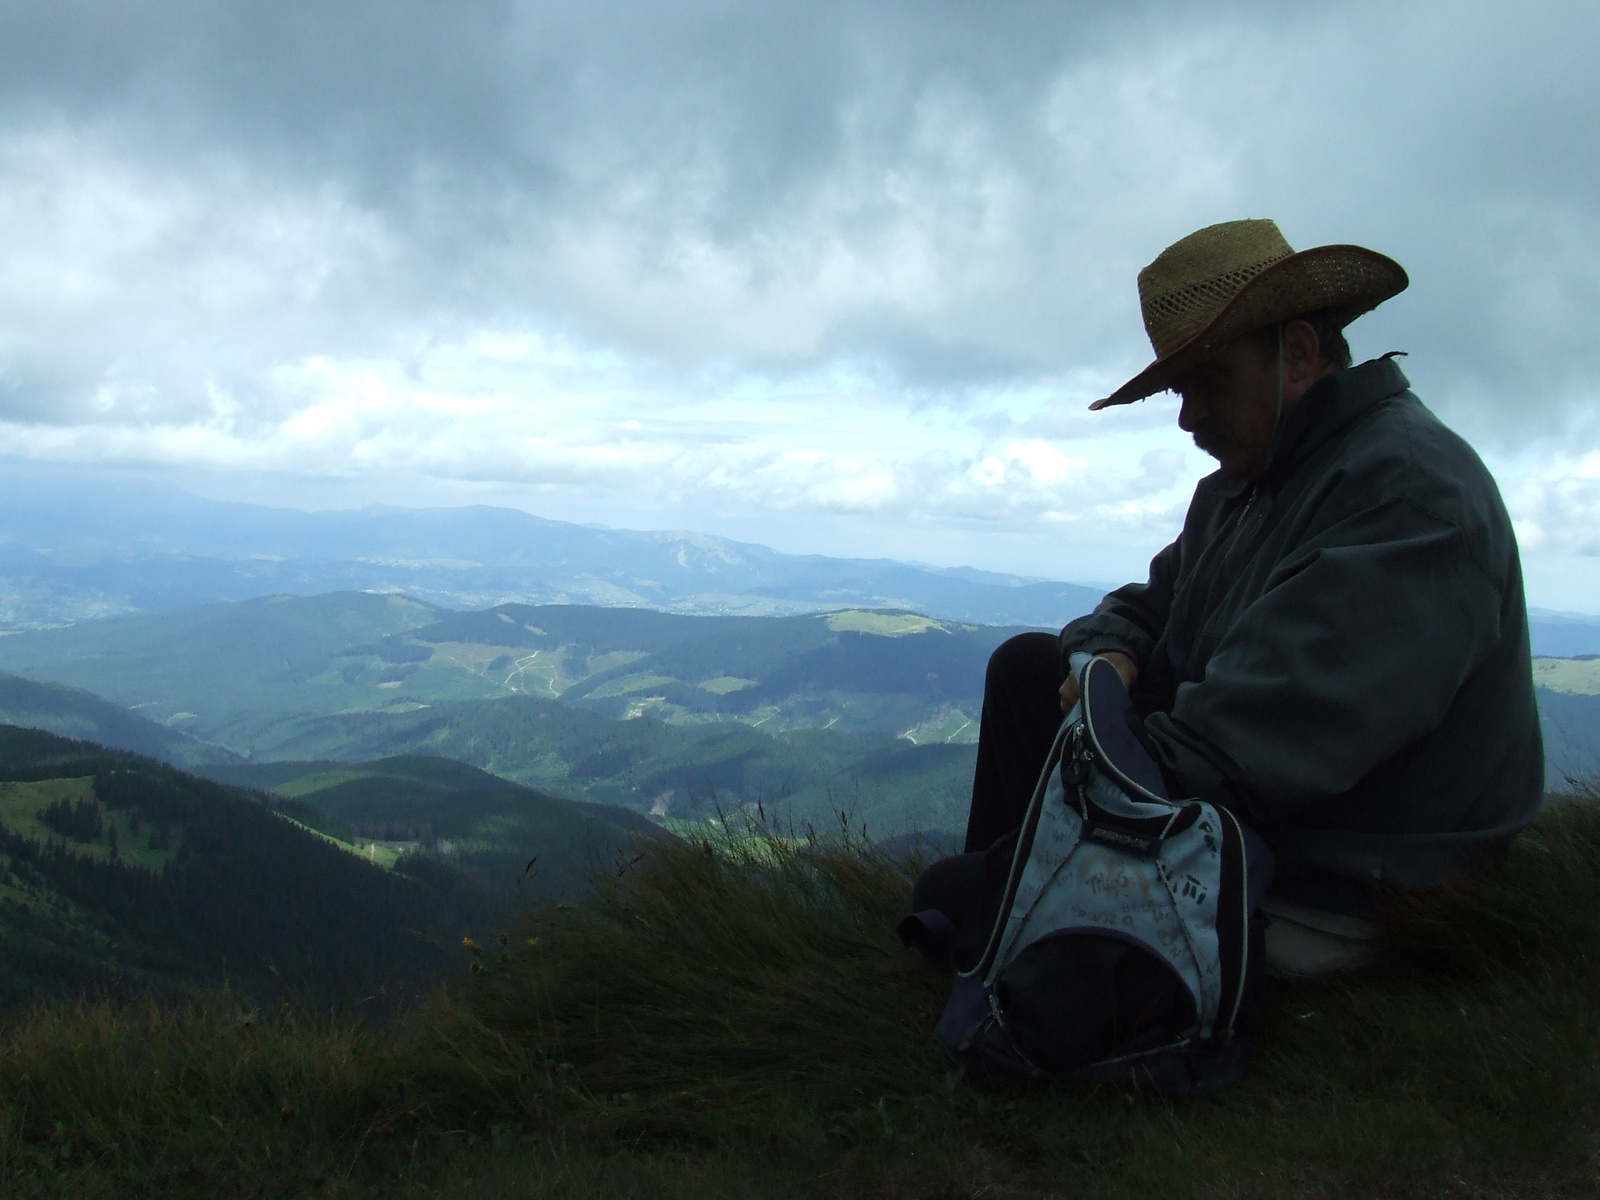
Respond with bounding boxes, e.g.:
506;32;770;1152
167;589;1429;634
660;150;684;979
1059;651;1139;713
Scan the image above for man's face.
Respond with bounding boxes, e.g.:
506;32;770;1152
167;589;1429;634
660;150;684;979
1171;336;1282;479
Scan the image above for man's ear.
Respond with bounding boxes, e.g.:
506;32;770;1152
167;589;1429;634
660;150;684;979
1281;319;1324;383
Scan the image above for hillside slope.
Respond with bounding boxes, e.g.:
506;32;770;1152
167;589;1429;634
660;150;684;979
2;800;1596;1197
0;591;443;724
0;725;483;1011
0;671;237;768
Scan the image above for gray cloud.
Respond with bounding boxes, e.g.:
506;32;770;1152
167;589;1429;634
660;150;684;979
0;0;1595;446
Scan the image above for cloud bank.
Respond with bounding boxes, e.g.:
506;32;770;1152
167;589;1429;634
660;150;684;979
0;0;1597;597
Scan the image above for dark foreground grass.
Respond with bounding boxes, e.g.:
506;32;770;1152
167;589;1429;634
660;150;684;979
1;803;1598;1198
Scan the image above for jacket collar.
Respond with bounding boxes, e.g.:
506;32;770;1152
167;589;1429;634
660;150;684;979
1258;356;1411;488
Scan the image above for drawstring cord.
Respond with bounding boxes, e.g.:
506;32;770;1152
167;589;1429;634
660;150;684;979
1241;324;1286;517
1272;322;1285;435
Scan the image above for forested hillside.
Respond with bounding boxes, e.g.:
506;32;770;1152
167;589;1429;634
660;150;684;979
0;591;443;727
0;726;494;1012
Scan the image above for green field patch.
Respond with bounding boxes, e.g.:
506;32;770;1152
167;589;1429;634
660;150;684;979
268;768;369;799
824;610;954;637
267;811;410;869
586;672;679;699
0;777;179;871
420;641;506;669
697;675;757;694
580;649;651;675
421;641;571;696
500;648;569;696
349;839;408;869
0;777;96;841
897;705;979;745
1533;655;1600;695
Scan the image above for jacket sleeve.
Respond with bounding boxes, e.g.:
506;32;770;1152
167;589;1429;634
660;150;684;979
1139;496;1503;822
1058;538;1181;672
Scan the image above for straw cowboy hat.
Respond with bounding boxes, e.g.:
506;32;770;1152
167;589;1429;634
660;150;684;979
1091;218;1408;410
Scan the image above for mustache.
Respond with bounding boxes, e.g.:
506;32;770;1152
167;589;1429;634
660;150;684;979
1189;420;1237;457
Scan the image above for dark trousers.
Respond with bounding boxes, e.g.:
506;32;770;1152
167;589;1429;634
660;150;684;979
910;632;1066;926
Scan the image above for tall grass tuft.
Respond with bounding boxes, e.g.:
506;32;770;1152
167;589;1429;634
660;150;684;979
1376;790;1600;980
0;992;397;1195
398;823;951;1145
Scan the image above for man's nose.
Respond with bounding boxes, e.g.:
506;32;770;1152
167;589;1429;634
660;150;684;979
1177;391;1203;432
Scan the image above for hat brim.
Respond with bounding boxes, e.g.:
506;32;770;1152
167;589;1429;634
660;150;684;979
1089;244;1409;411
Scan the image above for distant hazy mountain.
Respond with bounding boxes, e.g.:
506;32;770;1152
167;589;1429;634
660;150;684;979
6;461;1597;657
0;462;1102;630
1526;610;1600;659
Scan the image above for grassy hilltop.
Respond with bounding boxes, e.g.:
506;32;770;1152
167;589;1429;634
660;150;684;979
1;796;1596;1198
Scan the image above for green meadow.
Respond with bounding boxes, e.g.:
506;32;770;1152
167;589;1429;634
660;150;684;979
1;797;1595;1199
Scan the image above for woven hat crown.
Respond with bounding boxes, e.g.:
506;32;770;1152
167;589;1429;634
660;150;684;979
1138;219;1293;357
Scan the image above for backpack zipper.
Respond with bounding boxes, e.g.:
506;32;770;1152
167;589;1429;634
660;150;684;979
960;719;1076;980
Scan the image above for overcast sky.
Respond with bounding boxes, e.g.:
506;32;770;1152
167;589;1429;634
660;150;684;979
2;0;1598;605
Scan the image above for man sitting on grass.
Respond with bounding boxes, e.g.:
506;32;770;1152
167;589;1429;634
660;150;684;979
917;218;1544;978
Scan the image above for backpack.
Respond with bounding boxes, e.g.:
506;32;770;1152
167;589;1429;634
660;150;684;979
917;654;1276;1095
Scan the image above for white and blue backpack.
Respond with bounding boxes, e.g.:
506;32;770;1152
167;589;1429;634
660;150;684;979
924;654;1276;1095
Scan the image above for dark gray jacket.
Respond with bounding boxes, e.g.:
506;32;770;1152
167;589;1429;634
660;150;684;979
1060;357;1543;913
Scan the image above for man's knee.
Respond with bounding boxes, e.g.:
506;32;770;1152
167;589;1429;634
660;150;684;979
985;631;1063;695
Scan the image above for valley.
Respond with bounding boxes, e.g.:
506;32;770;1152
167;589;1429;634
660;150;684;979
2;587;1599;1019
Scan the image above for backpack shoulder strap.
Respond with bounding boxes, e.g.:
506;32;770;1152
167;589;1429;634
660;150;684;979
1080;655;1168;802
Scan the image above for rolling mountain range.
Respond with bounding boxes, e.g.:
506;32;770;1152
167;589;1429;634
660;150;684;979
0;462;1104;630
6;472;1597;1020
0;593;1007;836
6;463;1598;658
2;590;1599;818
